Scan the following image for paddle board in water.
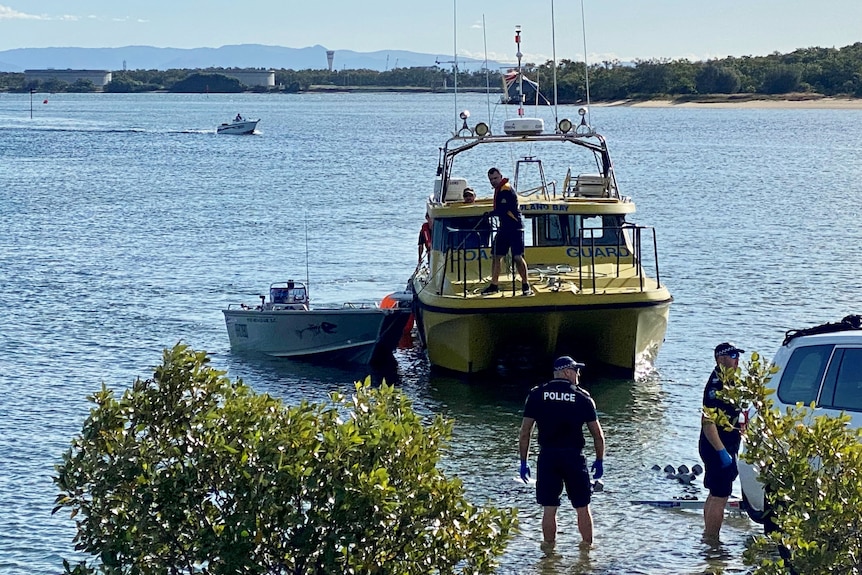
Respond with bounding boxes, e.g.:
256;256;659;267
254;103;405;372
630;498;742;510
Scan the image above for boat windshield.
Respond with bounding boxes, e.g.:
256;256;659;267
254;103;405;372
432;216;493;252
433;213;627;252
270;286;308;304
536;213;627;247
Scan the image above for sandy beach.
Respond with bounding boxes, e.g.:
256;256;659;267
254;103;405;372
606;96;862;109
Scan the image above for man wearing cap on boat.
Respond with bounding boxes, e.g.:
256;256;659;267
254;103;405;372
699;342;745;541
518;356;605;546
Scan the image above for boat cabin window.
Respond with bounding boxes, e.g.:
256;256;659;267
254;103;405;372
270;286;308;304
432;216;493;251
533;214;626;247
431;214;628;251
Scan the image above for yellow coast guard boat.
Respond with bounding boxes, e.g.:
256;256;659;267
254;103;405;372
410;107;672;376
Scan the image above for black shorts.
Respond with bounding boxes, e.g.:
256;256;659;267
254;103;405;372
492;228;525;257
698;436;738;498
536;448;591;508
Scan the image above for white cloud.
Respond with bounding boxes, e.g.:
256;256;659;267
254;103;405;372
0;4;45;20
0;5;83;21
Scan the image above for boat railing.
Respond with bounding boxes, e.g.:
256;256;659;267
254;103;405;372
341;301;380;309
436;223;663;297
227;303;261;310
442;226;488;297
576;224;663;294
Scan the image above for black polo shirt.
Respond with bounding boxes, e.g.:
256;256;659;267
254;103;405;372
700;366;742;453
523;379;598;451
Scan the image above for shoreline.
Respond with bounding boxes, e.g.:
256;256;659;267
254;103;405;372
602;96;862;109
5;87;862;109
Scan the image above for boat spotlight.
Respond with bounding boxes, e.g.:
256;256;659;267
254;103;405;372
578;106;589;126
458;109;471;134
558;118;573;133
474;122;490;137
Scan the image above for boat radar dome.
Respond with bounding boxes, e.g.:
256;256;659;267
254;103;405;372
503;117;544;136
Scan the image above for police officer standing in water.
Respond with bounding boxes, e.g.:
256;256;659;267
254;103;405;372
699;342;745;541
518;356;605;546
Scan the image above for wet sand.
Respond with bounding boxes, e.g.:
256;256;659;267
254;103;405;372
601;96;862;109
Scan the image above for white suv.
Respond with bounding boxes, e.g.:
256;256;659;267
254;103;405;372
738;315;862;527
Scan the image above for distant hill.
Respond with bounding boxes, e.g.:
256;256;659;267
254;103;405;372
0;44;502;73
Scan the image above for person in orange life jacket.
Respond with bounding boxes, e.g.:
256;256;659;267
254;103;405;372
699;342;745;541
481;167;532;296
417;212;432;265
519;356;605;545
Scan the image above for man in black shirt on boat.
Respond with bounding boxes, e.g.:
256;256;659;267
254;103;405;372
519;356;605;546
481;167;532;296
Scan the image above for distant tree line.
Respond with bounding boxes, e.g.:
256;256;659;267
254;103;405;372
2;42;861;101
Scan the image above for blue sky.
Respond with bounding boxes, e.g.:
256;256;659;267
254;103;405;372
1;1;861;65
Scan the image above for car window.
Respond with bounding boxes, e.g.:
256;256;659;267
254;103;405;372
828;348;862;412
776;344;833;405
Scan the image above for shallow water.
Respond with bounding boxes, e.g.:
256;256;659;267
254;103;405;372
1;92;860;573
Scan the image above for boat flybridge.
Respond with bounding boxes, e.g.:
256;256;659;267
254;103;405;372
409;107;672;376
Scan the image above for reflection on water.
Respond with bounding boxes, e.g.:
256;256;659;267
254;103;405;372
535;541;595;575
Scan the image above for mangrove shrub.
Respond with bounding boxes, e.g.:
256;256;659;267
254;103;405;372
53;343;517;574
720;353;862;575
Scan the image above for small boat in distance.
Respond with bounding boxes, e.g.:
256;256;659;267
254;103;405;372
217;114;259;135
223;280;412;365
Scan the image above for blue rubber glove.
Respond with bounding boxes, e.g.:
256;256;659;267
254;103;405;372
591;459;604;479
718;448;733;468
519;460;531;483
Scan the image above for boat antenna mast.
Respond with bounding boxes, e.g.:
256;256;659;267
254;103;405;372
515;25;525;118
439;0;460;134
483;14;492;124
453;0;459;132
304;211;310;300
580;0;592;126
551;0;560;130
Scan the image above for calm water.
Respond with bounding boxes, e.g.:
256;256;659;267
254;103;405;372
1;92;861;574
